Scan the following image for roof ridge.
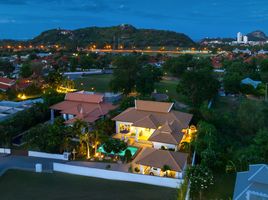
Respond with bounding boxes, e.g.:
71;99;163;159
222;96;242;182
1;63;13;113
136;148;157;163
248;165;266;181
167;151;182;170
134;114;158;128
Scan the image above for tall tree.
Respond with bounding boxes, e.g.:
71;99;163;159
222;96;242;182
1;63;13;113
136;65;162;95
110;55;141;94
20;62;33;78
177;70;219;107
187;165;214;200
163;54;193;77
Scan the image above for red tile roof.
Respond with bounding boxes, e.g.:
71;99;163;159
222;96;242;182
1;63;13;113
0;84;11;91
65;92;104;104
51;92;116;124
0;77;15;85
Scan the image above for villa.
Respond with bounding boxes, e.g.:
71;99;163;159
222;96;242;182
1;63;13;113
112;100;195;150
50;91;116;125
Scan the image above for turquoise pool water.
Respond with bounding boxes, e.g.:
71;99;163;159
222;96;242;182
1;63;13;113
97;145;138;157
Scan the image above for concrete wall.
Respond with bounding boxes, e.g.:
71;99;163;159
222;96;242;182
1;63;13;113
53;163;183;188
28;151;70;160
0;148;11;154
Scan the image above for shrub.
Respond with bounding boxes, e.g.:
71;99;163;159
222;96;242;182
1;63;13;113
134;167;140;173
124;149;132;163
105;164;111;170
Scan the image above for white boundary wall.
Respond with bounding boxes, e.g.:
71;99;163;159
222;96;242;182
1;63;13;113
29;151;69;160
53;163;183;188
0;148;11;154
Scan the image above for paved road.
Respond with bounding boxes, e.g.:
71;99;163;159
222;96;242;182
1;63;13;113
0;155;66;175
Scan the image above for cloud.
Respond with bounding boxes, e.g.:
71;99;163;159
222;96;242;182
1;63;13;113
0;19;16;23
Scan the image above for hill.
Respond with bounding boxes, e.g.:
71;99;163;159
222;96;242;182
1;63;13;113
247;31;268;41
30;24;195;48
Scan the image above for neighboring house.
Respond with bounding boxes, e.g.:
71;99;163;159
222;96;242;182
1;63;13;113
233;48;252;55
50;91;116;125
112;100;194;150
0;77;15;91
258;49;268;55
241;78;262;89
233;164;268;200
134;147;188;178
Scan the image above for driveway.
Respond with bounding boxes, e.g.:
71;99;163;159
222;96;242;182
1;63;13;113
0;155;66;176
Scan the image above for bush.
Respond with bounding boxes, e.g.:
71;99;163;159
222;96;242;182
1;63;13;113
105;164;111;170
134;167;140;173
124;149;132;163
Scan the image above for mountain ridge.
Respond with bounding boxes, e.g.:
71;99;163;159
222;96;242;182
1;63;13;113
0;24;196;48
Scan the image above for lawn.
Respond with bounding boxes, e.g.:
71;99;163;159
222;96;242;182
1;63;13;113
73;74;188;103
155;79;189;104
74;74;113;93
0;170;177;200
203;173;236;200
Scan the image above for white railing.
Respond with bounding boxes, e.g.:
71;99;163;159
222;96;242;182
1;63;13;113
0;148;11;154
53;163;183;188
28;151;70;160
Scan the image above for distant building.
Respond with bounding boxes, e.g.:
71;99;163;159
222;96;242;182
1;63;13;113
0;98;44;122
0;77;15;91
233;48;252;55
237;32;243;43
233;164;268;200
241;77;262;89
258;49;268;55
236;32;249;44
243;35;248;44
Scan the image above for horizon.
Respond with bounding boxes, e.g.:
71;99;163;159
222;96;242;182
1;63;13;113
0;0;268;40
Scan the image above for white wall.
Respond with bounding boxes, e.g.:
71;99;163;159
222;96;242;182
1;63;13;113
53;163;183;188
0;148;11;154
29;151;70;160
152;142;176;150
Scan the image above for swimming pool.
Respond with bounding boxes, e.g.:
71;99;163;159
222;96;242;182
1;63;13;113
97;145;139;157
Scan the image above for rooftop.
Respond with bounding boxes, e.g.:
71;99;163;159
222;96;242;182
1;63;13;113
50;92;116;124
135;148;188;172
113;100;192;130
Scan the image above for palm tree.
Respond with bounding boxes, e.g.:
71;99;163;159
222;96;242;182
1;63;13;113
80;132;91;159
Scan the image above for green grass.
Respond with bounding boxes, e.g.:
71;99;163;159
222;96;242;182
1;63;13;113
203;173;236;200
155;79;189;104
0;170;177;200
74;74;113;92
73;74;188;103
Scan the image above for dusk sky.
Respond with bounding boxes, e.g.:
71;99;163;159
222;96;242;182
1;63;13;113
0;0;268;40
